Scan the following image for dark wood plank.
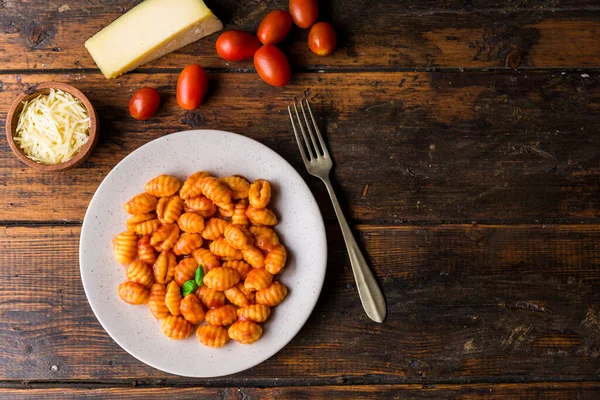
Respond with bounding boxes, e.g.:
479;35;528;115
0;1;598;70
1;224;600;381
0;71;598;223
1;382;600;399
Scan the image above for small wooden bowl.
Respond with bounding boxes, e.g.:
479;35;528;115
5;82;98;171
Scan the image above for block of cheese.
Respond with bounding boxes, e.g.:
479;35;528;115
85;0;222;79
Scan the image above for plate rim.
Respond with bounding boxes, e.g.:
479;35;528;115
79;129;327;377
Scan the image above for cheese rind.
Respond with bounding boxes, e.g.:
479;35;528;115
85;0;223;79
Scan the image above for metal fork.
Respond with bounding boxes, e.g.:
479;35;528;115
288;98;386;323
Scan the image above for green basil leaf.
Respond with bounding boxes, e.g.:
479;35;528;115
195;265;204;286
182;280;198;297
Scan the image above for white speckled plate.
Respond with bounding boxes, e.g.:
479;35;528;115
79;129;326;377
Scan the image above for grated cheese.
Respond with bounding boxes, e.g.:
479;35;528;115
14;89;90;164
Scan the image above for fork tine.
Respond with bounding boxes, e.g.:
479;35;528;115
293;101;316;160
304;99;329;158
288;105;310;164
299;99;322;157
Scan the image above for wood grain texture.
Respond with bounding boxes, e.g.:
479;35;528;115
1;224;600;381
0;72;598;223
1;382;599;399
1;0;599;393
0;1;598;70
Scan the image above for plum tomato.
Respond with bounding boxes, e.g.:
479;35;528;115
216;30;261;62
176;64;208;110
129;87;160;120
253;45;292;87
308;22;336;56
257;10;293;45
289;0;318;29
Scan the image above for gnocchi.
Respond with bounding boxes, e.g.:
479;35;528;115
249;226;279;251
180;294;205;325
174;257;199;287
205;304;238;326
248;179;271;209
184;195;217;218
242;245;265;268
126;260;154;288
232;199;250;226
237;304;271;323
265;244;287;275
192;247;221;271
221;175;250;199
118;281;149;305
165;280;183;316
222;260;252;279
199;177;232;204
196;285;226;309
246;205;278;226
179;171;209;200
196;325;229;348
210;238;243;260
178;212;205;233
224;285;251;308
150;223;180;252
126;213;161;235
113;231;138;265
255;281;288;307
148;283;170;319
137;234;157;264
156;195;184;224
124;192;158;215
114;173;290;347
216;201;235;218
203;267;240;291
145;174;181;197
161;315;193;340
201;217;229;241
173;232;203;256
228;321;263;344
235;282;255;303
224;224;254;250
152;250;176;284
245;268;273;291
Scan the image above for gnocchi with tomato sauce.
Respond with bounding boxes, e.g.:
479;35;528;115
113;173;289;347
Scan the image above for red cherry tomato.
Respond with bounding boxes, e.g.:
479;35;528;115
257;10;293;45
289;0;318;29
129;87;160;120
177;64;208;110
254;45;292;87
308;22;336;56
216;30;261;62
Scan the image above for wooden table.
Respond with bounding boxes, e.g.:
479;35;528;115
1;0;599;398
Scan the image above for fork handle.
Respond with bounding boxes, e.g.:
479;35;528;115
322;178;387;323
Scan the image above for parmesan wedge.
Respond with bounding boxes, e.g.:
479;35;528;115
85;0;223;79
